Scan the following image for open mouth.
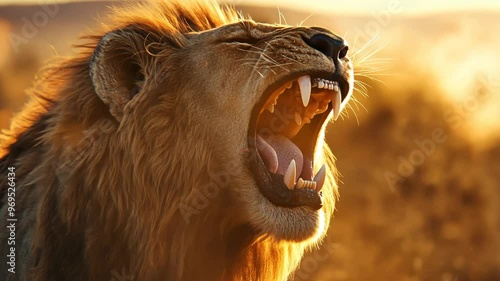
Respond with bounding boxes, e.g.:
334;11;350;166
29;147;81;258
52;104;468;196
248;73;349;210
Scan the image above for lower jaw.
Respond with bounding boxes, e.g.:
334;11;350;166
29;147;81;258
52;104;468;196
245;185;326;242
247;119;328;210
238;177;330;241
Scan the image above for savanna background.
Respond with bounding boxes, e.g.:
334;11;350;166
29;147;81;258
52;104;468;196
0;0;499;280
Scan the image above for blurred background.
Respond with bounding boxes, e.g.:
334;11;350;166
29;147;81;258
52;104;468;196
0;0;499;280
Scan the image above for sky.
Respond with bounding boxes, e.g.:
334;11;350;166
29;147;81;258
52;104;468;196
227;0;500;15
1;0;500;15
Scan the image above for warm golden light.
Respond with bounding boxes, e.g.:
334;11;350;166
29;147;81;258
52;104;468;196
0;1;498;281
227;0;500;14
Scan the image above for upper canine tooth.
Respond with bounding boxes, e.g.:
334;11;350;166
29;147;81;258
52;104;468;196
297;75;311;107
333;90;341;121
284;159;296;190
267;103;275;113
314;164;327;192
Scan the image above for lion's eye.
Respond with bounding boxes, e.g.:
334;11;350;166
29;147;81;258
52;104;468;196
218;36;260;46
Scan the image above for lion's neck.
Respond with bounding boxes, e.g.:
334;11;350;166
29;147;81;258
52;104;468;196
161;220;304;281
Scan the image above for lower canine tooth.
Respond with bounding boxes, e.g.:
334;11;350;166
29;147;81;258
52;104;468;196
313;164;327;192
284;160;296;190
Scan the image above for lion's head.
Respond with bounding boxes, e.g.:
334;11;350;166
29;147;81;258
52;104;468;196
0;1;353;280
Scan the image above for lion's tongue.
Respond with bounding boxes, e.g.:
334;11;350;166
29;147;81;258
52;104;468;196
256;134;303;178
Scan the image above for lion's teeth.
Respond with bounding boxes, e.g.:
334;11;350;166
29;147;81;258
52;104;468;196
318;80;324;89
313;164;326;192
333;84;340;92
296;178;305;189
267;103;275;113
294;177;320;190
333;90;341;121
295;112;302;126
284;159;296;190
297;75;311;107
303;180;309;189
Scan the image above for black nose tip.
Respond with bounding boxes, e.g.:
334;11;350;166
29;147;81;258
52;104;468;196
305;33;349;60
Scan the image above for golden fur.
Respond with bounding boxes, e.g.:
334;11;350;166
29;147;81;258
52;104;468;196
0;1;343;280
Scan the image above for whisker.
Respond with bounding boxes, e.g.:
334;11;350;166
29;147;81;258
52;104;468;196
351;96;368;113
350;36;379;58
356;74;387;86
354;43;388;66
277;6;288;25
297;13;314;27
346;103;360;125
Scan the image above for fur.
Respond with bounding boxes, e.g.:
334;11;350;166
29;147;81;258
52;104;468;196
0;1;342;280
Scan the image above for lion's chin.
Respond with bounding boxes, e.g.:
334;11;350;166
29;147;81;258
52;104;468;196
242;181;326;242
264;207;325;242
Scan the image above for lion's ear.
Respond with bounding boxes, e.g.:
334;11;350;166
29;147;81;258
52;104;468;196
90;29;146;121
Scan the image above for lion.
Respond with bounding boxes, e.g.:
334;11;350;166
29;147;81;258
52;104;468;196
0;0;354;280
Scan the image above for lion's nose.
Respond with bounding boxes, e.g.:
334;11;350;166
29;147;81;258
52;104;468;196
305;33;349;61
